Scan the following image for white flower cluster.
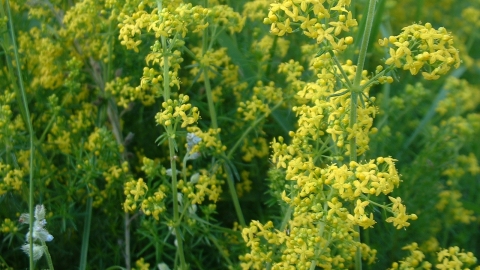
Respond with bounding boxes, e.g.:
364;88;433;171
19;204;54;261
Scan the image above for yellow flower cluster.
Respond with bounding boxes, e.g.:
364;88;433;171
118;4;206;52
140;185;167;221
141;157;166;179
240;216;376;269
105;77;147;108
209;5;245;34
278;60;304;84
245;142;414;268
179;169;224;205
236;171;253;197
133;257;150;270
186;126;226;156
238;95;271;121
385;196;418;229
118;2;244;97
239;220;275;269
251;35;290;67
264;0;357;52
124;176;167;221
124;178;148;212
67;103;97;134
121;158;169;220
442;153;480;186
0;218;18;234
17;28;64;90
390;243;478;270
241;137;269;162
84;128;121;156
95;162;130;208
436;246;478;270
0;93;16;144
60;0;111;61
462;7;480;34
190;47;231;82
243;0;272;22
389;242;431;269
379;22;460;80
0;164;24;196
155;95;200;129
436;77;480;116
436;190;476;225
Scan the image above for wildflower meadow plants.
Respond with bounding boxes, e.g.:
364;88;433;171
1;0;479;269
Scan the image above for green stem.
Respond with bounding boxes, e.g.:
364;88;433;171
310;189;334;270
79;187;93;270
162;35;170;100
207;234;233;266
201;53;244;226
202;68;218;129
41;240;54;270
353;0;377;87
156;0;171;100
168;136;187;269
226;100;284;159
224;163;246;226
4;1;36;268
331;53;354;89
265;35;278;78
351;1;378;269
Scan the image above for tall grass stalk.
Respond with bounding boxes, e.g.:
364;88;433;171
4;0;37;268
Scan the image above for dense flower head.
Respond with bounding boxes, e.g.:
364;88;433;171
379;22;461;80
179;169;224;205
124;177;148;212
155;95;200;128
264;0;357;52
390;243;479;270
186;126;226;156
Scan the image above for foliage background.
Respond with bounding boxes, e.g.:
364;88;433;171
0;0;479;269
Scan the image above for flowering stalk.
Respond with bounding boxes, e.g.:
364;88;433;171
200;18;247;225
168;136;187;269
3;1;36;268
350;0;377;269
19;205;54;270
157;0;171;100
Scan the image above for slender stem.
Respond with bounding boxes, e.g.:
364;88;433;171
202;68;218;129
168;136;187;269
227;100;284;159
351;1;377;269
41;240;54;270
265;35;278;78
224;164;246;226
79;189;93;270
207;234;233;266
200;34;244;225
161;35;170;100
353;0;377;87
124;213;131;270
156;0;171;100
331;53;354;90
5;1;36;268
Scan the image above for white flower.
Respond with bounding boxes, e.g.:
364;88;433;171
20;204;54;261
157;262;171;270
21;244;45;261
189;173;200;184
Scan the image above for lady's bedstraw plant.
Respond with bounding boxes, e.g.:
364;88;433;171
1;0;478;269
119;1;247;269
240;1;461;269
